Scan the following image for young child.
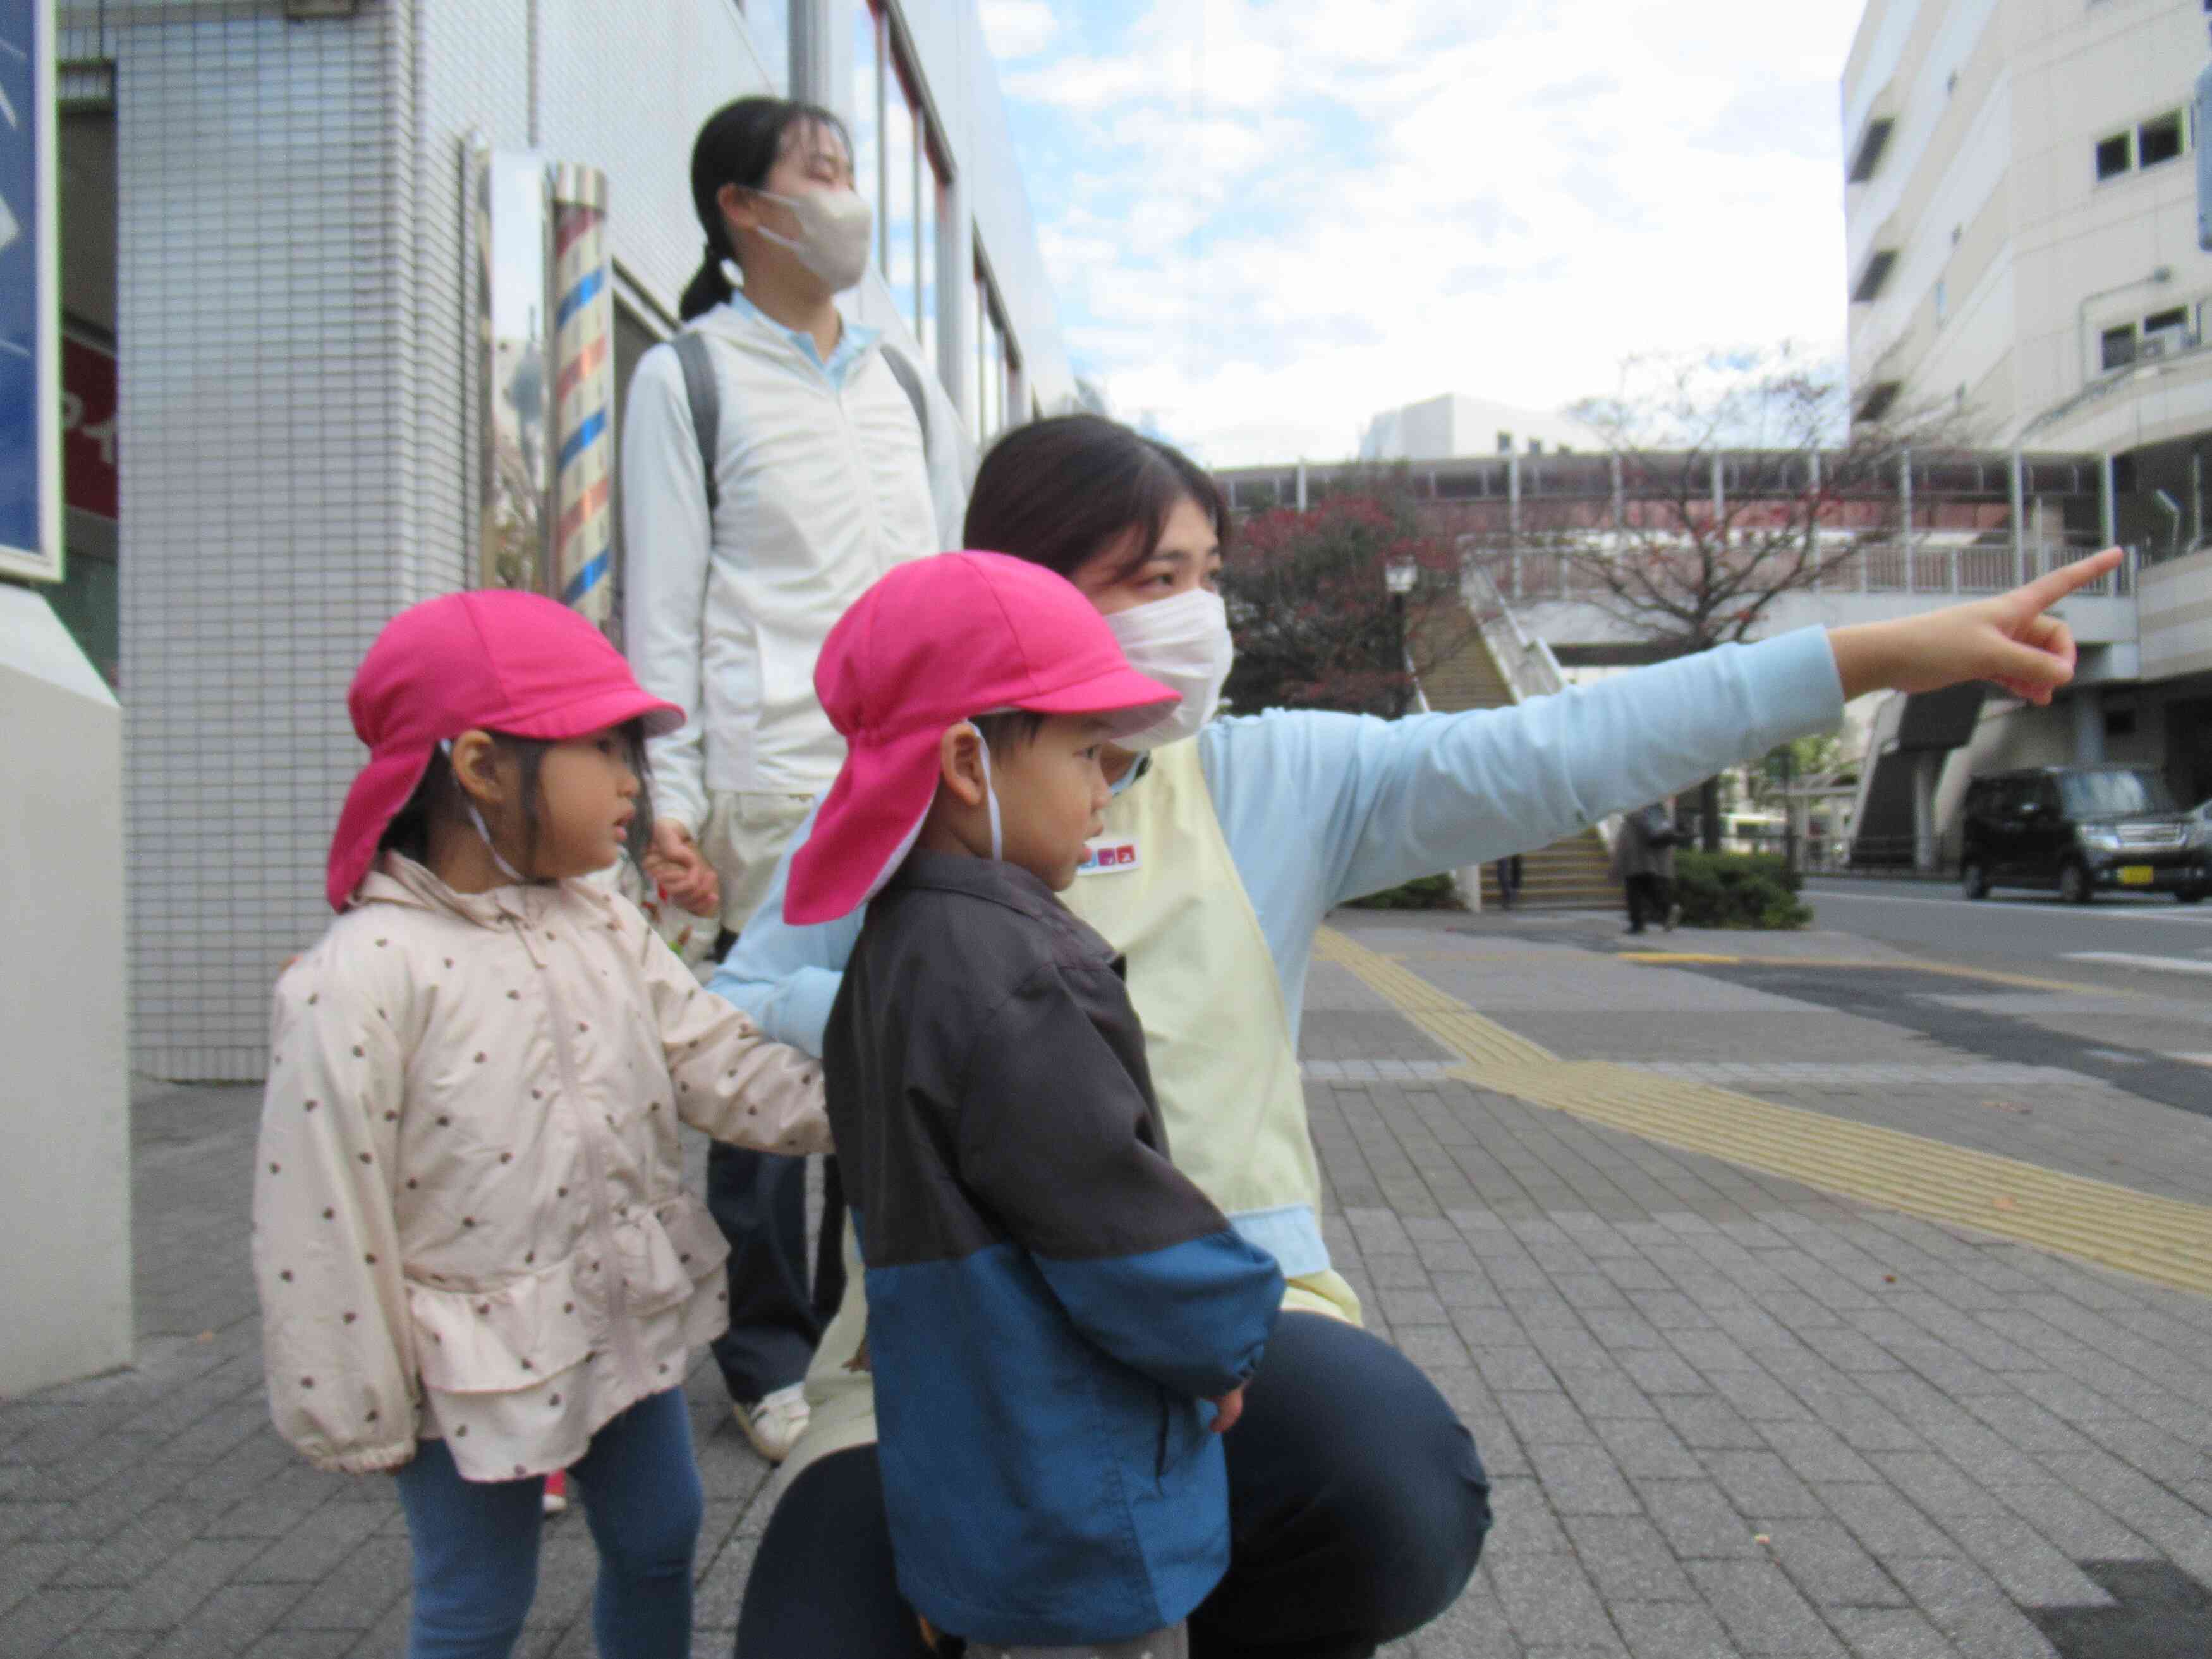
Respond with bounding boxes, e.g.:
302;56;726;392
252;589;830;1659
783;552;1287;1659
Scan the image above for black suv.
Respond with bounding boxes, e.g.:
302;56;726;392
1960;766;2208;904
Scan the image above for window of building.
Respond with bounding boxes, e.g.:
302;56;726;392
740;1;790;95
2101;324;2137;371
2146;305;2191;340
1851;249;1897;303
854;1;949;369
2139;111;2185;169
2095;132;2131;179
971;250;1016;444
852;3;882;268
1847;116;1894;184
1855;380;1901;423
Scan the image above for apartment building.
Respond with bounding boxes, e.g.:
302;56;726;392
1844;0;2212;854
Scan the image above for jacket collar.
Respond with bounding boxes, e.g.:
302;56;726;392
887;851;1076;931
355;851;616;933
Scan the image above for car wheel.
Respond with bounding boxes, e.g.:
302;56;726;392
2178;887;2206;906
1961;861;1990;900
2059;861;2093;905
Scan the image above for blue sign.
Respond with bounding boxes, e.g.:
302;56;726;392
1;0;60;583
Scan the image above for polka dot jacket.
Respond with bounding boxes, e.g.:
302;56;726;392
251;851;829;1481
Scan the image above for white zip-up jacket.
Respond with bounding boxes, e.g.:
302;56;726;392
621;299;969;832
251;853;829;1482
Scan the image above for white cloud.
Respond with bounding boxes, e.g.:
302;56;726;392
978;0;1062;64
1001;0;1869;467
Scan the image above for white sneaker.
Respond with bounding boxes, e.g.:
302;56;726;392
737;1383;810;1463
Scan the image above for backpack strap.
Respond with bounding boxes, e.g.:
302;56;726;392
671;331;720;518
879;344;933;468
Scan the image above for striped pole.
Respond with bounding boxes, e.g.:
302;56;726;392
549;163;613;626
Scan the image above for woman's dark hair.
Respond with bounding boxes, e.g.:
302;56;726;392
963;415;1231;585
679;96;853;321
380;721;655;878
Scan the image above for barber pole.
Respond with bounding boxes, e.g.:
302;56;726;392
550;163;614;626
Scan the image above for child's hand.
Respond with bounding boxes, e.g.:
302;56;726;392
1209;1385;1247;1434
647;820;721;917
1828;547;2124;704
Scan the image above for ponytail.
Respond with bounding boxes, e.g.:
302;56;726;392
683;95;853;320
678;242;737;323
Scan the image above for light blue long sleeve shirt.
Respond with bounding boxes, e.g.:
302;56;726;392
712;626;1845;1054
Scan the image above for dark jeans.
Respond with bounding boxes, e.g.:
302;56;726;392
394;1388;701;1659
1624;872;1673;932
704;1143;846;1404
732;1311;1492;1659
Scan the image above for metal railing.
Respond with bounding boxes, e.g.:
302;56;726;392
1467;533;2134;605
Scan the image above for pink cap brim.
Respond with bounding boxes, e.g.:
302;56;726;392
784;671;1179;927
324;685;685;911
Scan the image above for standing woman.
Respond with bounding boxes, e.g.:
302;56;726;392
621;97;968;1465
718;415;2112;1658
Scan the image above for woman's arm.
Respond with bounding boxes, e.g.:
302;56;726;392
621;346;715;841
704;799;861;1058
1218;549;2120;910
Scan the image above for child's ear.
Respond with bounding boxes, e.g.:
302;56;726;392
448;730;506;808
937;723;988;808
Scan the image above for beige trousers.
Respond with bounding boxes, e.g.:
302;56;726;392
698;791;817;935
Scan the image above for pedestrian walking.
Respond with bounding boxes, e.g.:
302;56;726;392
1612;799;1681;933
251;590;829;1659
621;95;968;1464
715;412;2118;1658
789;552;1284;1657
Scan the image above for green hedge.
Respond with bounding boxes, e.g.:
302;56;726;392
1672;851;1811;930
1344;872;1463;911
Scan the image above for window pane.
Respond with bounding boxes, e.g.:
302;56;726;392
884;73;916;328
916;134;938;371
988;307;1006;435
2095;133;2130;179
2139;113;2184;169
744;1;790;96
972;274;987;444
2101;325;2137;370
851;3;881;273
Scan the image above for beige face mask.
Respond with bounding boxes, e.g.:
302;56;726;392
753;188;874;293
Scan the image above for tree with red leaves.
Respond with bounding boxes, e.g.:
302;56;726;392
1220;484;1481;721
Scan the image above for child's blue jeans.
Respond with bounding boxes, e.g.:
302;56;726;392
393;1386;703;1659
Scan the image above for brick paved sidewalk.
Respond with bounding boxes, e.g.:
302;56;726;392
6;909;2211;1658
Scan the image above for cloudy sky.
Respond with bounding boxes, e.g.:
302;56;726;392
979;0;1869;467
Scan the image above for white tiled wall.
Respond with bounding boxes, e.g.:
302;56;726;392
104;0;1065;1078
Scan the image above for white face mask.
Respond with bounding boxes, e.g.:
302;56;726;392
1105;587;1236;751
753;188;873;293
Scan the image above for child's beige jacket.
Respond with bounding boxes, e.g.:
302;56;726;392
252;853;827;1482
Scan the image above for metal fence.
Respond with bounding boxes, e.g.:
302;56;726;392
1468;533;2133;606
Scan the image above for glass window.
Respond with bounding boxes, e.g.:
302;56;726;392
743;1;790;96
2139;112;2184;169
2101;324;2137;371
852;3;882;274
2060;770;2176;816
884;63;915;302
916;128;939;368
972;269;988;445
2095;132;2130;179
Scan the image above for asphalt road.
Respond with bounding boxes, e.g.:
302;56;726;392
1802;876;2212;990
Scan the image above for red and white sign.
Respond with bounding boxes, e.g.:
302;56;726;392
61;334;117;522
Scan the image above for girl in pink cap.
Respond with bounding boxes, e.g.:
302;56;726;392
720;416;2124;1659
251;588;830;1659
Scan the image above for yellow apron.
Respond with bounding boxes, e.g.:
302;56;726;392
786;739;1359;1485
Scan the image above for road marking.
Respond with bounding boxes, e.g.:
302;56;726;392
1315;926;2212;1297
2063;951;2212;978
1616;951;2135;997
1807;889;2212;927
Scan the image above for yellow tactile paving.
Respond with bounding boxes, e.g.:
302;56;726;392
1313;927;2212;1296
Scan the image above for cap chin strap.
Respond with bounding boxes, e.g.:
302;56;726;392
440;739;529;884
971;726;1004;863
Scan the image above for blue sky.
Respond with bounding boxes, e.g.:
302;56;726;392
979;0;1869;466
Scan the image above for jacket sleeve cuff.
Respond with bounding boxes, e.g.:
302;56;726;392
311;1440;418;1476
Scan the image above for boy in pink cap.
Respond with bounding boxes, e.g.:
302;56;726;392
787;552;1286;1659
253;588;831;1658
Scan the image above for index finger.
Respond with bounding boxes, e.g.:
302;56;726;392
2015;547;2123;611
